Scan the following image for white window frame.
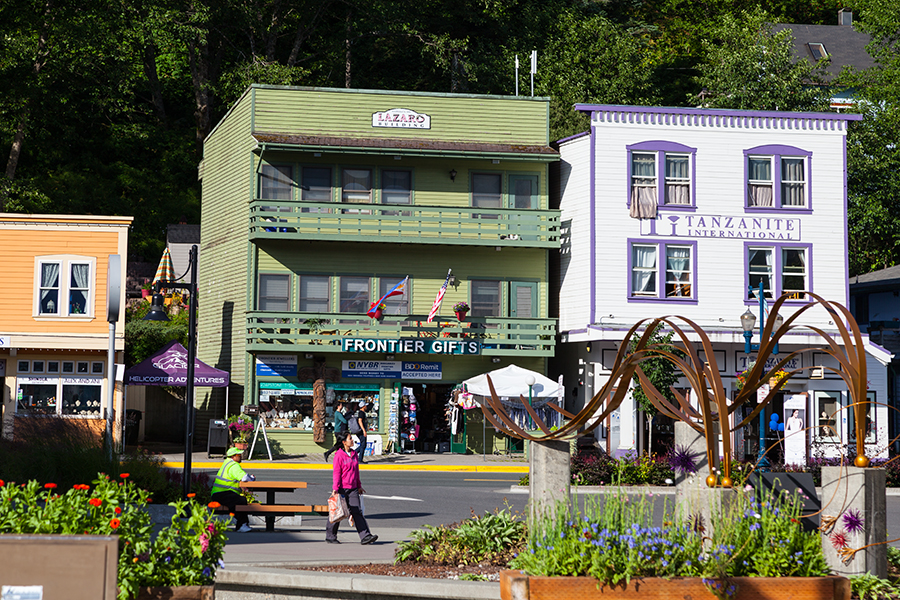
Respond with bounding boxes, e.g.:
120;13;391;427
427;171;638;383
813;391;841;444
628;239;697;302
34;256;96;319
744;145;812;211
744;243;811;303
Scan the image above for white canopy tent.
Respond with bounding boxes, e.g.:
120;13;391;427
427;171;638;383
463;364;562;399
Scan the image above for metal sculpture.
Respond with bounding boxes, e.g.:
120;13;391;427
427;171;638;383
481;292;878;486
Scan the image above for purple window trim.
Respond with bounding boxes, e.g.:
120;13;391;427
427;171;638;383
627;237;699;304
743;145;813;211
626;141;698;210
743;241;813;306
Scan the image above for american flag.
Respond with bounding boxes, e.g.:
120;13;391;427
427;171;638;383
426;269;452;323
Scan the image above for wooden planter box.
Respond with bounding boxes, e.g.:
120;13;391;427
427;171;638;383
136;586;215;600
501;571;850;600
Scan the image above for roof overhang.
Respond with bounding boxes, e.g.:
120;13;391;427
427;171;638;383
252;133;559;162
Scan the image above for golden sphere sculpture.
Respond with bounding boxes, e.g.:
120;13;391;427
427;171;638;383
855;455;870;468
720;476;733;489
706;474;718;488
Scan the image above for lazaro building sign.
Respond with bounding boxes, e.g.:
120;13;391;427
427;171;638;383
641;214;801;240
371;108;431;129
342;338;480;355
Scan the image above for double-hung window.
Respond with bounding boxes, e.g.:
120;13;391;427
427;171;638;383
298;275;330;313
342;168;372;203
470;280;502;317
339;276;370;314
379;277;410;318
744;145;812;210
381;170;412;216
258;274;290;324
745;244;810;302
626;141;697;219
300;167;332;213
472;173;502;219
628;240;696;302
35;257;95;317
260;164;293;200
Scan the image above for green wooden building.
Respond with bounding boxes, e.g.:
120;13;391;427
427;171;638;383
196;85;559;456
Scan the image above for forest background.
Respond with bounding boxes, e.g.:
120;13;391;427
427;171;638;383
2;0;899;275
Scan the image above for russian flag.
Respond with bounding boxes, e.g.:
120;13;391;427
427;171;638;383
367;276;409;317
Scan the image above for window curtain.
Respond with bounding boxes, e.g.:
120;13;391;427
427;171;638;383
664;156;690;205
69;264;90;313
630;154;657;219
40;263;60;313
665;247;690;297
748;158;773;207
748;248;773;297
631;246;657;295
71;263;90;289
781;158;805;206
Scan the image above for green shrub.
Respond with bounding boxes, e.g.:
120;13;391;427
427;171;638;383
395;505;526;566
850;573;900;600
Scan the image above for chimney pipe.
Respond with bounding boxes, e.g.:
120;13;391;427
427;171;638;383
839;9;852;26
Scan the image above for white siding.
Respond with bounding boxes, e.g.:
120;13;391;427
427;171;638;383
557;136;592;332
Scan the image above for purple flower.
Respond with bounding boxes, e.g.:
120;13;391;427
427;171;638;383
842;509;864;534
668;445;699;475
202;567;212;578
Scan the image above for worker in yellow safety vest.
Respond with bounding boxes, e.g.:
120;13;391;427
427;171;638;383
211;447;256;532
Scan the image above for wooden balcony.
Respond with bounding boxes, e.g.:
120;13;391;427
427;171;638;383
248;200;560;248
246;311;556;357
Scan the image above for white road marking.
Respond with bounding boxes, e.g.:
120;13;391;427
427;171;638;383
363;495;423;502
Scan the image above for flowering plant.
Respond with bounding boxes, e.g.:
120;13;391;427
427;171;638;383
735;361;789;392
0;474;227;600
228;414;254;443
453;301;469;313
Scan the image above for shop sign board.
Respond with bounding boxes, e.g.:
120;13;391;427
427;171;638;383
342;338;480;355
371;108;430;129
0;336;11;348
256;354;298;377
641;214;801;241
341;360;442;379
736;354;802;372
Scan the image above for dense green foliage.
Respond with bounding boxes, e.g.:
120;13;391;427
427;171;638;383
394;504;526;565
0;0;897;274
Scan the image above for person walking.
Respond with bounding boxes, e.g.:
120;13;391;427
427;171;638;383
352;402;369;463
211;447;256;533
324;401;348;461
326;431;378;545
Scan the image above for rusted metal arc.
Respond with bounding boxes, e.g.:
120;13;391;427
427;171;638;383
517;394;552;435
483;376;539;440
546;402;577;420
636;368;703;433
670;387;703;420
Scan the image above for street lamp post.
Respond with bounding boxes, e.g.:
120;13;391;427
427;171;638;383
143;245;198;498
525;374;535;430
740;281;784;471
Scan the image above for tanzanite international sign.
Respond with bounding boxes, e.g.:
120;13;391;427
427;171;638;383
641;214;802;241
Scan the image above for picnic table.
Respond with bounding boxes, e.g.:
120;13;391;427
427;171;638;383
216;480;329;532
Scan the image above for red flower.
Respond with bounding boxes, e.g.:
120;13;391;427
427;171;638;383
146;498;152;503
830;530;849;549
73;484;90;491
0;480;5;487
109;518;121;529
187;493;196;498
44;483;57;489
88;498;102;507
207;501;221;509
115;506;122;514
120;473;130;479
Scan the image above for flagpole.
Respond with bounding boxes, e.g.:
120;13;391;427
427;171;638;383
515;55;519;97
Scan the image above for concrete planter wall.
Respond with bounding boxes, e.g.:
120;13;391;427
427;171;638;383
215;566;499;600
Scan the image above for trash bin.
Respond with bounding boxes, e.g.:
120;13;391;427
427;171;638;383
125;409;142;446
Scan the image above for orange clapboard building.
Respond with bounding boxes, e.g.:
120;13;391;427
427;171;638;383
0;213;131;442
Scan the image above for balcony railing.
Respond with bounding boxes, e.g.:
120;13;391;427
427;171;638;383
246;311;556;356
248;200;560;248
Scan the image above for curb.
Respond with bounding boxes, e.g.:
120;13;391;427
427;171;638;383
215;564;500;600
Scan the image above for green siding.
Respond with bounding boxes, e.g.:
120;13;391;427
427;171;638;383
255;242;549;317
250;86;549;146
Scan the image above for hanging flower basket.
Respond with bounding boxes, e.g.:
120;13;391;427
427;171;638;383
453;301;469;321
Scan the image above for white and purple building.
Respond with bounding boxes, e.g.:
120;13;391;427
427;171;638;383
554;104;891;462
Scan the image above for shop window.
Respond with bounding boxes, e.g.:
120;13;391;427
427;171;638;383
18;384;57;415
77;361;89;374
814;391;841;443
62;383;102;416
341;392;380;434
299;275;330;313
849;391;877;445
91;361;104;374
62;361;75;374
18;360;30;373
35;257;95;318
32;360;44;373
47;361;59;373
260;395;315;430
300;166;332;213
471;280;502;317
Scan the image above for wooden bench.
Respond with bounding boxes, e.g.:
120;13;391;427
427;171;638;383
214;503;330;531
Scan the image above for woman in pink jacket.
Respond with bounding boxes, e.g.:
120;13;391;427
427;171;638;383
326;431;378;545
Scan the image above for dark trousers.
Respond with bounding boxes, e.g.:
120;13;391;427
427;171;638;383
357;433;367;462
212;490;249;528
325;488;371;542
